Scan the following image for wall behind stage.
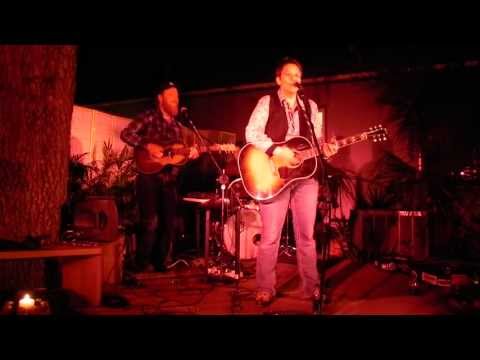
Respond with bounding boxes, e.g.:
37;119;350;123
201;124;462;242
70;105;132;163
70;106;237;163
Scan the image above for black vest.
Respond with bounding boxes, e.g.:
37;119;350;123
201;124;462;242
265;92;313;142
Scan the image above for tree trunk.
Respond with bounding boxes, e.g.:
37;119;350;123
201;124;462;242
0;46;77;243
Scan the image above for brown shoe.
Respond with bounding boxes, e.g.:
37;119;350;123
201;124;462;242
255;291;274;306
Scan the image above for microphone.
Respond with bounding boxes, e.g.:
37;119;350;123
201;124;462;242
294;82;306;99
177;106;191;126
180;106;190;120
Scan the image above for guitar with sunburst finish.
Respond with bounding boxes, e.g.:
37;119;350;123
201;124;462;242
237;125;388;201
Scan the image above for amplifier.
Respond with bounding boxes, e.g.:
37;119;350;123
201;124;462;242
352;210;429;260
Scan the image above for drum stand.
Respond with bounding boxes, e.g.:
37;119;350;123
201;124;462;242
229;185;250;313
211;169;232;263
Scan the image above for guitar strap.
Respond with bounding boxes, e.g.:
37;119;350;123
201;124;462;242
300;97;313;139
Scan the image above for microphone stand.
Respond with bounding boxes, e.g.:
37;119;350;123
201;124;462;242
180;110;230;272
181;110;245;313
296;89;327;315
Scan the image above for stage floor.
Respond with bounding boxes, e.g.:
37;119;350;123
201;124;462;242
78;254;467;316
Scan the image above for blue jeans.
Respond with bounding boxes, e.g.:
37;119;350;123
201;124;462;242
256;177;320;297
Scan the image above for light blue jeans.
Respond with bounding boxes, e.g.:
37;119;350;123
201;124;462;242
256;177;320;297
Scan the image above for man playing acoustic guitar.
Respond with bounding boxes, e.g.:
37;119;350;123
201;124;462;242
245;58;338;305
121;81;199;273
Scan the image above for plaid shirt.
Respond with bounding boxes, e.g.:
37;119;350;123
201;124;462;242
120;108;183;148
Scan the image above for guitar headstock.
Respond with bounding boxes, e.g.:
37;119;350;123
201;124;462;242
367;124;388;143
210;143;239;153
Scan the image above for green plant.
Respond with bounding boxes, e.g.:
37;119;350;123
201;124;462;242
66;141;138;228
78;141;135;196
355;151;418;209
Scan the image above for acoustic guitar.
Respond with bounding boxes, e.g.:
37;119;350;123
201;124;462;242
135;142;238;175
237;125;388;201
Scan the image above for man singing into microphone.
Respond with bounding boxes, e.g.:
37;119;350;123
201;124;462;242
121;81;199;273
245;57;338;306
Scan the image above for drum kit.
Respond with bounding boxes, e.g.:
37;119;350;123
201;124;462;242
176;112;262;283
201;176;300;280
222;178;261;259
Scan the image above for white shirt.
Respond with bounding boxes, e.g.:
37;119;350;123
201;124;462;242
245;90;324;152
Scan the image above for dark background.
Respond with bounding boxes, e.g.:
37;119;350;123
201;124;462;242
75;45;480;105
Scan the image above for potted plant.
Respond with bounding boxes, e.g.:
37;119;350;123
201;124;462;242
65;141;137;243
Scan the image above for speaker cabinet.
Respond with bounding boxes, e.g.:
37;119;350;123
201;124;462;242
73;196;119;242
352;210;429;260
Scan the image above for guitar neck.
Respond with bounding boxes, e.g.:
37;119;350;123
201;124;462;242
336;133;368;149
163;144;232;155
199;144;237;154
299;132;369;159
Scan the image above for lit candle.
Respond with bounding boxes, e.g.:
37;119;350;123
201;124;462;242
19;294;35;312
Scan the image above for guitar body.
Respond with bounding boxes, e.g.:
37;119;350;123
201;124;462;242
238;137;318;201
134;143;189;175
